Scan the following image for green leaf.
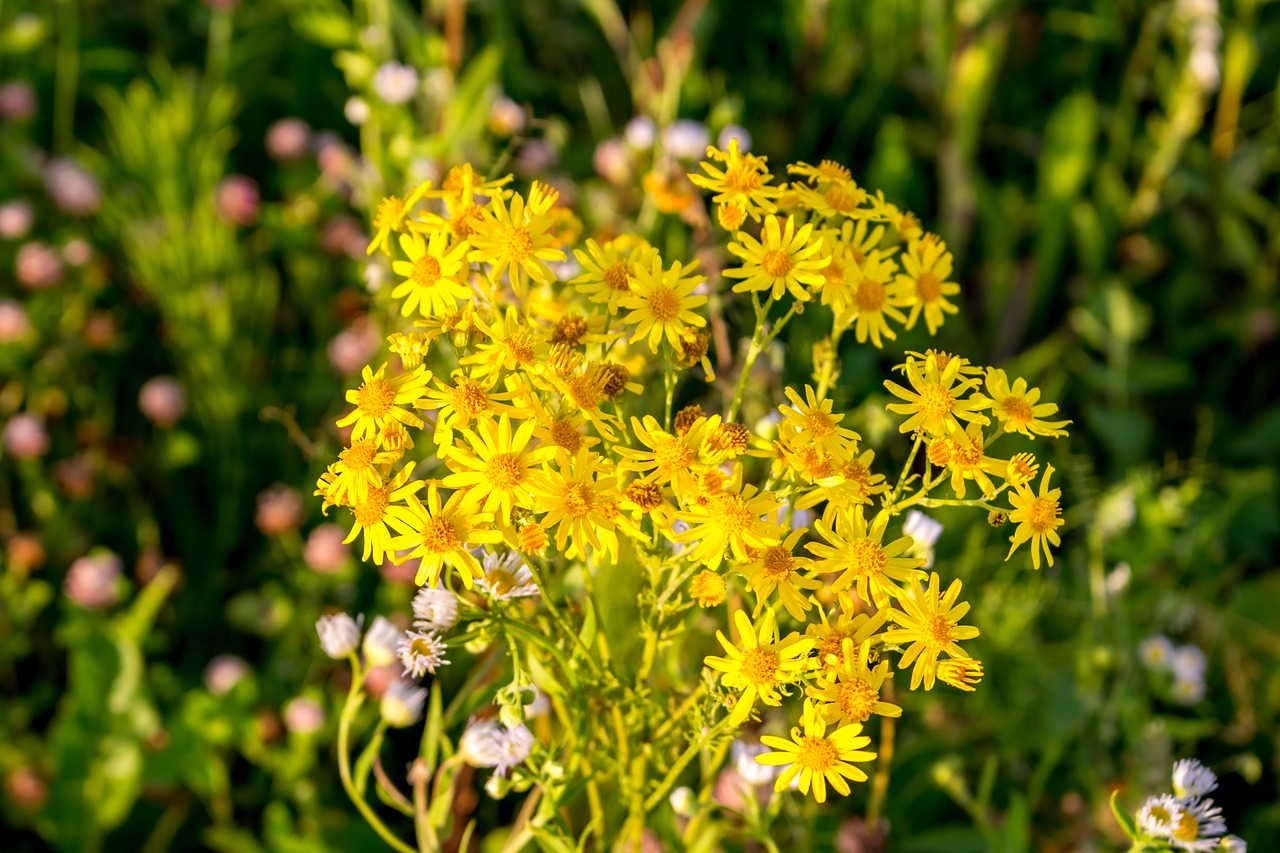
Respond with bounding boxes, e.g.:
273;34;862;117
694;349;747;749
578;599;597;658
1111;790;1139;841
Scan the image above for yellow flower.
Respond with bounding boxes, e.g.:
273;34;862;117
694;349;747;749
675;471;783;570
336;363;430;440
704;608;813;725
787;159;854;185
894;235;960;334
794;448;890;524
688;138;781;220
328;437;397;505
976;368;1071;439
778;385;860;458
1006;464;1064;570
807;506;925;607
342;463;424;564
791;176;870;220
547;362;623;442
463;306;547;381
530;402;600;459
533;449;621;561
1002;452;1040;487
845;250;907;348
804;597;888;674
570;238;658;315
807;637;902;726
929;423;1006;499
881;571;980;690
616;414;717;496
367;180;432;256
390;230;472;318
724;215;826;302
690;569;727;607
426;163;513;208
467;191;566;297
390;483;503;588
420;372;533;453
441;415;550;526
742;528;821;621
386;332;431;369
883;353;988;443
620;478;679;529
756;698;877;803
620;255;708;353
869;192;923;242
936;657;984;691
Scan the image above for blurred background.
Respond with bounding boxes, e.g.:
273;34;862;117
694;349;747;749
1;0;1277;850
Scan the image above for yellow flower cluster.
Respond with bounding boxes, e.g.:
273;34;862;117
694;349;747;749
316;148;1070;807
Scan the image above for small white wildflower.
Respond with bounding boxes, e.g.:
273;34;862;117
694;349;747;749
380;679;427;727
459;718;506;767
480;551;538;601
524;686;551;719
1105;561;1132;597
1169;797;1227;851
905;510;944;547
362;616;402;667
1172;758;1218;801
717;124;751;152
669;786;695;817
1221;835;1247;853
343;96;370;126
1139;635;1175;670
1137;793;1182;839
1173;644;1208;681
624;115;656;149
731;740;778;787
1173;673;1207;705
493;723;534;777
373;61;419;105
663;119;710;160
398;629;450;678
316;613;361;659
412;586;459;631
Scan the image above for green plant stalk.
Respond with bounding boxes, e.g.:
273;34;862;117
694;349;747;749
727;295;775;421
53;0;80;154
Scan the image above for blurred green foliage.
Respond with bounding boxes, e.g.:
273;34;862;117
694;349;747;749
1;0;1278;850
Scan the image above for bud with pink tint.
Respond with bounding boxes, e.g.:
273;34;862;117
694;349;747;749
304;523;351;573
255;485;304;536
215;175;260;227
489;96;527;136
65;550;123;610
6;532;46;571
62;238;93;267
5;767;47;810
284;697;326;735
139;376;186;428
204;654;251;696
0;81;36;121
0;200;34;240
0;300;31;344
593;137;633;186
328;318;382;375
266;118;312;162
43;159;102;216
83;311;119;349
3;413;50;459
15;242;64;290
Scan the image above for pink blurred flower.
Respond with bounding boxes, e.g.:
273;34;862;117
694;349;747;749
83;311;119;349
593;137;632;185
43;159;101;216
0;81;35;121
6;533;45;571
266;118;312;162
5;767;46;810
3;413;49;459
373;62;419;104
15;242;64;290
0;300;31;344
62;238;93;266
515;139;558;175
54;454;95;500
215;175;260;226
205;655;251;696
304;524;350;573
328;318;381;375
255;485;304;536
65;551;123;610
319;215;366;258
380;551;418;586
284;697;326;734
363;663;398;698
139;376;186;428
0;200;34;240
489;96;527;136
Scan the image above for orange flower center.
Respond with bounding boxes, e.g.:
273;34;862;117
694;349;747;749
561;482;595;518
711;493;756;533
918;384;955;420
762;248;794;278
548;419;582;452
450;380;490;417
356;379;396;420
603;261;632;291
654;436;694;473
421;515;460;553
1027;497;1060;532
796;735;839;772
741;647;780;687
924;613;955;650
485;453;524;489
352;487;390;528
411;254;442;287
1000;395;1034;424
846;538;887;577
916;271;942;302
504;225;533;262
838;677;878;722
723;163;762;194
854;278;886;312
341;440;378;470
647;286;682;321
762;545;795;580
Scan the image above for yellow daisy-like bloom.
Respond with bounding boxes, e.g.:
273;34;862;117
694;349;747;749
689;568;727;607
845;250;907;348
530;402;600;459
367;180;432;256
337;363;430;440
976;368;1071;439
441;415;550;526
881;571;980;691
778;385;860;457
791;176;870;220
328;437;397;505
724;215;826;302
1002;452;1040;487
1006;464;1064;570
390;484;502;588
795;448;891;523
704;609;814;725
931;423;1006;500
616;414;717;496
390;230;472;318
804;598;888;674
787;159;854;185
419;372;533;452
894;234;960;334
569;239;658;315
742;528;821;621
675;472;783;570
688;138;781;220
619;478;678;530
868;192;923;242
547;362;623;442
807;506;925;607
808;637;902;726
464;306;547;381
342;463;424;564
467;191;566;297
883;353;987;443
937;657;984;691
620;255;708;353
426;163;513;208
756;698;877;803
533;449;620;561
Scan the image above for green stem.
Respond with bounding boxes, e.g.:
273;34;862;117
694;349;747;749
53;0;79;155
727;295;775;421
884;434;924;514
644;717;732;811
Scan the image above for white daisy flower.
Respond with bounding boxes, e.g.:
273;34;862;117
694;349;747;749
459;718;506;767
904;510;944;547
731;740;779;787
480;551;539;601
1172;758;1218;800
1139;635;1175;670
398;629;450;678
412;586;459;631
316;613;361;658
1137;793;1182;839
373;61;419;105
1172;644;1208;681
380;679;427;728
1169;797;1227;852
362;616;402;667
1173;673;1207;705
492;723;534;777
